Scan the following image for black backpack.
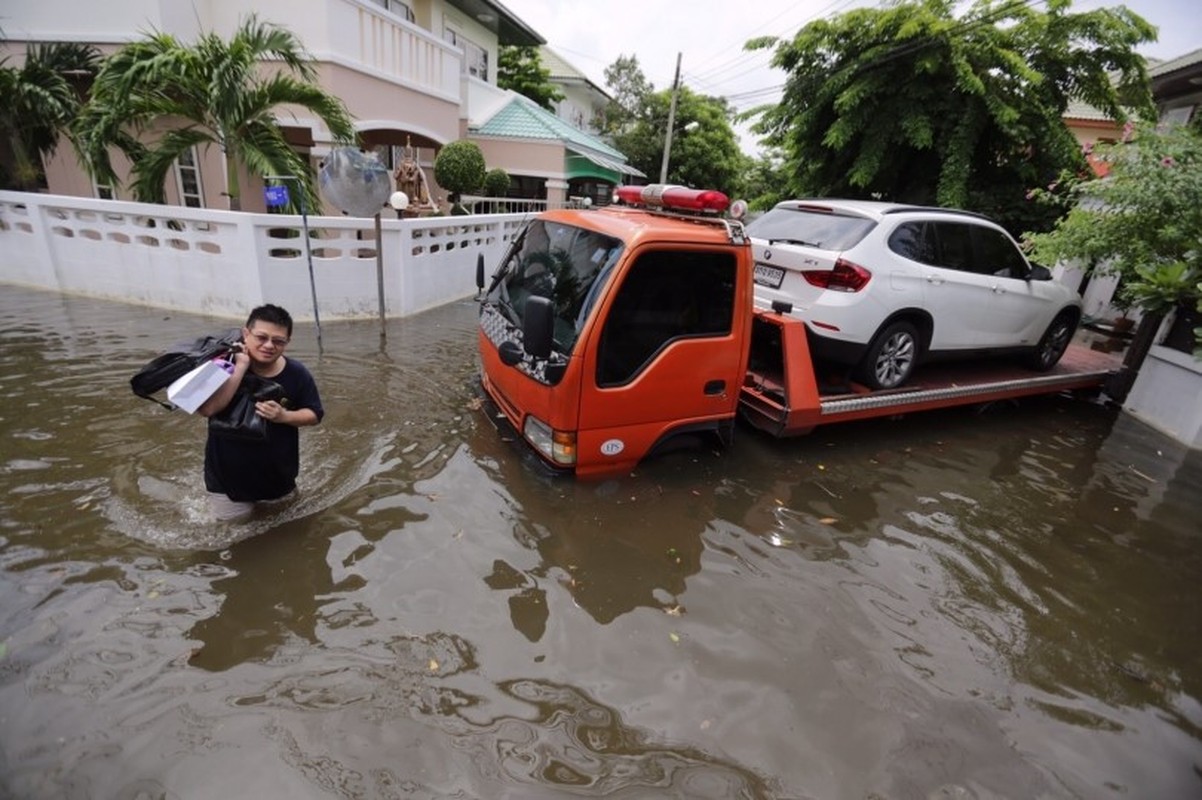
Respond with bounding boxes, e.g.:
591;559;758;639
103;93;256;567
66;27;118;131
130;328;242;408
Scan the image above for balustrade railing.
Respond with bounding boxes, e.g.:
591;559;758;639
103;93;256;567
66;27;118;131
0;191;526;321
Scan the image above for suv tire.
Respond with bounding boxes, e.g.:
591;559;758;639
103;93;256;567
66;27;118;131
857;320;919;390
1027;311;1076;372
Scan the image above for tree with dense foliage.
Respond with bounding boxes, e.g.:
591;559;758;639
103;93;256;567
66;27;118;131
497;46;564;112
602;56;746;196
74;15;355;211
614;87;747;195
0;42;100;190
1028;120;1202;357
433;139;486;214
747;0;1155;234
741;150;791;212
600;54;654;136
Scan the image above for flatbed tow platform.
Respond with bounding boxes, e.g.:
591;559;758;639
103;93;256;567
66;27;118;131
739;313;1120;438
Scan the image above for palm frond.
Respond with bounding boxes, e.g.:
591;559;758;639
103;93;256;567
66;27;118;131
129;127;214;204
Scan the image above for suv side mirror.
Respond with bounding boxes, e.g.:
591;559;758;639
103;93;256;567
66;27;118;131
1028;263;1052;281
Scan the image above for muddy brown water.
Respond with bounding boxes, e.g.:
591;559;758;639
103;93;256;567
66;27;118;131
0;285;1199;799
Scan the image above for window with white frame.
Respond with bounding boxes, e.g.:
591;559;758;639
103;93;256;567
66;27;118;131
174;147;204;208
444;28;488;80
367;0;414;22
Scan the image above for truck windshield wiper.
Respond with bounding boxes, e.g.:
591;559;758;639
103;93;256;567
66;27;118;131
768;237;820;247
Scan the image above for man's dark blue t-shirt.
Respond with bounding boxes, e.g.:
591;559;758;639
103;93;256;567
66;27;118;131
204;357;323;502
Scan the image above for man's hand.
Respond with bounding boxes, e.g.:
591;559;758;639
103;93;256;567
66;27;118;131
255;399;287;423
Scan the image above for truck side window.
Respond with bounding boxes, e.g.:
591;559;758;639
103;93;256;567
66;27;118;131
596;250;736;387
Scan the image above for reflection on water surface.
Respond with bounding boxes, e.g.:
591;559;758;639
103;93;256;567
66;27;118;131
0;286;1199;799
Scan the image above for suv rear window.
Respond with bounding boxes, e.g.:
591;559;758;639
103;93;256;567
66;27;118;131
747;207;876;251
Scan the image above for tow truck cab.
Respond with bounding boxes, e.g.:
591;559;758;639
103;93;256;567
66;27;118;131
477;186;752;478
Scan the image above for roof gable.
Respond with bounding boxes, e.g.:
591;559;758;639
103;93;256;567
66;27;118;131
474;94;625;160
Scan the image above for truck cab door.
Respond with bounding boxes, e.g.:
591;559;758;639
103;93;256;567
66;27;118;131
576;248;747;468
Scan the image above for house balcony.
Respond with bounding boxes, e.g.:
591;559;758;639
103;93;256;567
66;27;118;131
210;0;463;103
2;0;463;105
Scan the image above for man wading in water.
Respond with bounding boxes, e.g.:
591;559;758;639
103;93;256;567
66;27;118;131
198;304;323;521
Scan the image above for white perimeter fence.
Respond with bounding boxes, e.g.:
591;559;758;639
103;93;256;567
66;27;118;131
0;191;531;322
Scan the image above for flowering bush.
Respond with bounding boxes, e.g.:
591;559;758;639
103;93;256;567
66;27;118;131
1027;121;1202;353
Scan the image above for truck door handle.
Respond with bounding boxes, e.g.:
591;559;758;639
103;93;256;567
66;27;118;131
704;379;726;395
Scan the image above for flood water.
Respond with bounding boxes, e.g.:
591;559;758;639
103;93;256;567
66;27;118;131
0;284;1199;799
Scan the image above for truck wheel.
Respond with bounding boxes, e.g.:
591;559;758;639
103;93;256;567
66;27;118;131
1027;312;1077;371
857;321;919;390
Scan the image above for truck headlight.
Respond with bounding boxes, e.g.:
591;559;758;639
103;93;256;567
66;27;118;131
523;415;577;466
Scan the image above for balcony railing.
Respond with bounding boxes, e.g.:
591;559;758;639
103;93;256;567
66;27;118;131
210;0;463;101
340;0;461;99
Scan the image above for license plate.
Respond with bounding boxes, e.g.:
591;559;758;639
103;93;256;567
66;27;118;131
754;263;785;289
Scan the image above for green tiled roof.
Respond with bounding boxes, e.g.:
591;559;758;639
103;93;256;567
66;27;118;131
474;95;627;161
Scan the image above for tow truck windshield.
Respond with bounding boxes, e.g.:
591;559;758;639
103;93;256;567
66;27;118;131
487;219;624;355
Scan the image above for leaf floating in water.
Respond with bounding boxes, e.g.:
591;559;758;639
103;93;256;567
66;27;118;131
700;719;711;730
466;397;483;411
669;632;680;644
664;605;684;617
819;517;837;525
147;590;160;599
428;658;439;673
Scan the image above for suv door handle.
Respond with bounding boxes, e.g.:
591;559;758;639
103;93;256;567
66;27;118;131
704;379;726;396
990;284;1005;293
925;275;944;285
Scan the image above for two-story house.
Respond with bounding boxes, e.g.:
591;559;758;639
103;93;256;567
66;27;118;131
0;0;639;214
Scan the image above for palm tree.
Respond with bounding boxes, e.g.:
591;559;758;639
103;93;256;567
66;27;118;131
0;42;100;190
74;15;356;210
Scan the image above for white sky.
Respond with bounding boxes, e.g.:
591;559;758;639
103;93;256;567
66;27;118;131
501;0;1202;155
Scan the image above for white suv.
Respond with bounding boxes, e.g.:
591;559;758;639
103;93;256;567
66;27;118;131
746;199;1082;389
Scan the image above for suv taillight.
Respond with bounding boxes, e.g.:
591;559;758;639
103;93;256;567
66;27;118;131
802;258;871;292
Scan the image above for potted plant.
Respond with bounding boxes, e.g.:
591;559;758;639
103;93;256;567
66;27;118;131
1108;287;1137;333
433;140;486;216
1123;264;1202;354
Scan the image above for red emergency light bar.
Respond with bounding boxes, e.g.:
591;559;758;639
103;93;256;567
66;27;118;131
614;184;730;213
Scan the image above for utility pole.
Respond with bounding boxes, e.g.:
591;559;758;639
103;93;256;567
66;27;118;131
264;175;322;350
659;52;682;184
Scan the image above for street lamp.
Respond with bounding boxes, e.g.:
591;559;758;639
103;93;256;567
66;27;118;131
659;120;700;185
389;190;410;218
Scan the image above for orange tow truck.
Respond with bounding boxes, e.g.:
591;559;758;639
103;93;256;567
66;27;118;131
475;185;1118;478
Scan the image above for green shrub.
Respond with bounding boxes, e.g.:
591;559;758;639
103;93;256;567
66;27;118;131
433;140;486;204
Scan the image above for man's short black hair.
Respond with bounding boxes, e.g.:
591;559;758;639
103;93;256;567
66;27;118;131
246;304;293;337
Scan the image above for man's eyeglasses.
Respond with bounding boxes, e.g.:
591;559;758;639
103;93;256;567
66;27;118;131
248;332;289;348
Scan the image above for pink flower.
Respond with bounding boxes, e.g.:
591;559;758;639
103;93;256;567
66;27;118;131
1121;121;1135;142
1161;156;1176;167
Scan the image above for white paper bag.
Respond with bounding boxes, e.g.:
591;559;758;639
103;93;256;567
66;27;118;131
167;360;231;413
